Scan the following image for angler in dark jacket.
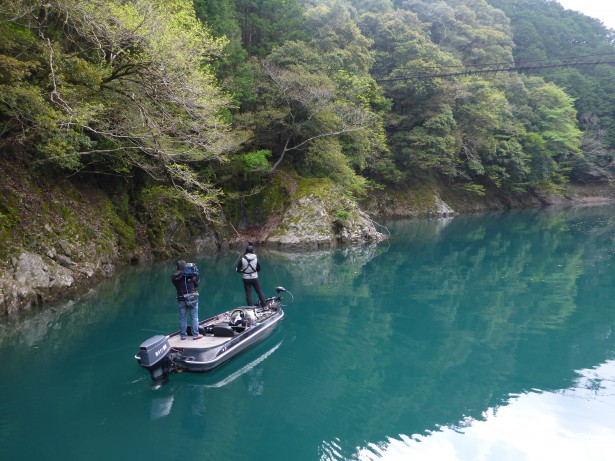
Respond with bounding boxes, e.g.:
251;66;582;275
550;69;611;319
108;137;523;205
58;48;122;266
171;260;203;340
236;244;267;307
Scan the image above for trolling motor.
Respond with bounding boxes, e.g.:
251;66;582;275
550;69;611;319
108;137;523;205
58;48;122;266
274;286;294;306
251;286;294;311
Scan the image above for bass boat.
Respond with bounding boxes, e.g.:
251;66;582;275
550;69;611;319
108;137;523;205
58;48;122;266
136;286;293;386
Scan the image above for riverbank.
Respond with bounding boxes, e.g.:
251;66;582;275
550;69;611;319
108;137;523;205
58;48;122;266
1;156;614;316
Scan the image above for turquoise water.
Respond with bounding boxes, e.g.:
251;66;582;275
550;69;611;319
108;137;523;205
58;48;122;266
1;205;615;460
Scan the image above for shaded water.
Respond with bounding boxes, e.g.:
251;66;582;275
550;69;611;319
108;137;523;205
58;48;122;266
1;205;615;460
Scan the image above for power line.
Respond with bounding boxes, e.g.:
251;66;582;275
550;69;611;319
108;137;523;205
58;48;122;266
376;60;615;81
371;51;615;73
370;51;615;75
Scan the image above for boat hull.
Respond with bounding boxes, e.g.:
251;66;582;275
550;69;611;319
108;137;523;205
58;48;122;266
135;302;285;378
171;308;284;372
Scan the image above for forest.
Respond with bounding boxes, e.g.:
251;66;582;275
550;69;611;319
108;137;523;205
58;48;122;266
1;0;614;229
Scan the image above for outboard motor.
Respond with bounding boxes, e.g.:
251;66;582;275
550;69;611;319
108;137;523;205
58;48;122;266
136;335;173;384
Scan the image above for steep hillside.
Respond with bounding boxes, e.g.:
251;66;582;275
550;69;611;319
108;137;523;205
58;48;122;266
3;152;613;316
0;156;221;315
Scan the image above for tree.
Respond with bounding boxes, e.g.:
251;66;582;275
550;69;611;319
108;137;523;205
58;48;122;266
237;1;389;194
247;51;382;191
528;83;582;156
488;0;615;178
399;0;515;67
235;0;307;57
0;0;236;219
359;8;462;180
193;0;255;107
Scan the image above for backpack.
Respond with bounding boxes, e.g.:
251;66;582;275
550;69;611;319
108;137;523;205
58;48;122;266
183;263;199;278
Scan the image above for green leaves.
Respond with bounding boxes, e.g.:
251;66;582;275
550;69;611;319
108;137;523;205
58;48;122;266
489;0;615;180
1;0;611;220
358;0;595;192
394;107;461;177
529;82;582;155
0;0;238;221
235;1;390;196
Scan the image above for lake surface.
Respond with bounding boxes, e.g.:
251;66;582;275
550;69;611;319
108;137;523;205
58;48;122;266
1;205;615;461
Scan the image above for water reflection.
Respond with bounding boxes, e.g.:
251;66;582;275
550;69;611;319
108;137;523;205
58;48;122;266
202;339;283;390
147;338;283;420
351;360;615;461
264;243;388;289
0;239;396;349
2;205;615;461
272;204;615;460
0;264;165;348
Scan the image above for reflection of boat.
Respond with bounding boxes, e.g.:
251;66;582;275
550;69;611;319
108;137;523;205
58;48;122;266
135;287;293;385
148;339;283;419
203;338;283;389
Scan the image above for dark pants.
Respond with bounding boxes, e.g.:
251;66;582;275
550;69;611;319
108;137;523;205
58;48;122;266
243;278;266;306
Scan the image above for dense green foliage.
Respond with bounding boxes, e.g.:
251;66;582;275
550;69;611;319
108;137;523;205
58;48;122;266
1;0;233;219
1;0;614;228
487;0;615;181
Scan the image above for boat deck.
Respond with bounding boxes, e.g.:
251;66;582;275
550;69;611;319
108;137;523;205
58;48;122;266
168;334;231;349
166;306;280;350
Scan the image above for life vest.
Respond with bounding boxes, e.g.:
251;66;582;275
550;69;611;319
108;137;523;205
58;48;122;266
239;254;259;279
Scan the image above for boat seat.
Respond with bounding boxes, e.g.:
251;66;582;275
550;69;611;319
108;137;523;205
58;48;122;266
212;323;235;337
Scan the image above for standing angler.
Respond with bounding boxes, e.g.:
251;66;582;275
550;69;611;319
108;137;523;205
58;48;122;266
236;243;268;308
171;260;203;340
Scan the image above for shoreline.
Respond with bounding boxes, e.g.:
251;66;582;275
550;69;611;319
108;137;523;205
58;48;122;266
2;189;614;318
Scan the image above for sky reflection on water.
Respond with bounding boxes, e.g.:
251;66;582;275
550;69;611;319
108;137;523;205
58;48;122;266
355;360;615;461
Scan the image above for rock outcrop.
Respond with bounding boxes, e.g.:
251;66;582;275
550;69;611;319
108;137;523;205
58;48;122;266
264;179;387;247
0;250;115;316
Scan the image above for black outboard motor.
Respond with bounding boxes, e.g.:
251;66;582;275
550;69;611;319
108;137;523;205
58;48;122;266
136;335;173;384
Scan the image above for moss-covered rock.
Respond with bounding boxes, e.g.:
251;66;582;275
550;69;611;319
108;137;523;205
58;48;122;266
264;176;386;247
362;179;575;218
137;185;222;258
0;159;222;315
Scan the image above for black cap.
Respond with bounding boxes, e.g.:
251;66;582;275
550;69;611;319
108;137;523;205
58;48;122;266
245;245;254;253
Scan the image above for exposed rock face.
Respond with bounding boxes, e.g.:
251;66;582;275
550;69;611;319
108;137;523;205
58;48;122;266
0;157;227;315
0;224;223;315
363;184;458;218
266;196;332;245
434;196;455;216
265;182;387;247
14;253;75;292
0;252;111;316
338;207;388;244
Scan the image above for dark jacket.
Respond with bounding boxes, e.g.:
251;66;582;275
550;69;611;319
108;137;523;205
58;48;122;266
171;271;199;298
